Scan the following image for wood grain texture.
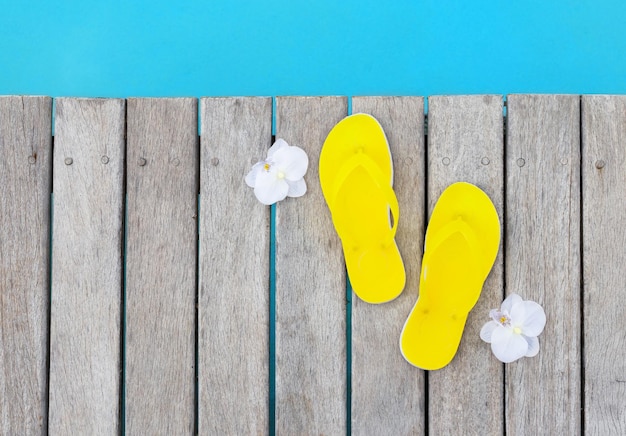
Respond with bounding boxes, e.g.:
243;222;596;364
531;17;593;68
48;98;124;434
427;95;504;435
275;97;347;434
0;96;51;435
351;97;426;435
126;98;198;434
582;95;626;435
505;94;581;435
198;98;271;434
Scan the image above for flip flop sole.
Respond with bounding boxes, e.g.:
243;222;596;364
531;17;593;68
320;114;405;304
400;182;500;369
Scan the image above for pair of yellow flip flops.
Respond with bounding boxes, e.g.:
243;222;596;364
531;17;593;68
320;113;500;370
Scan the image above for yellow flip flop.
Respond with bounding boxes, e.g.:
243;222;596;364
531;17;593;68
400;182;500;370
320;113;405;304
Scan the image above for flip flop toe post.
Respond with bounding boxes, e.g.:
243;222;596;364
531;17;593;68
400;182;500;370
320;114;405;304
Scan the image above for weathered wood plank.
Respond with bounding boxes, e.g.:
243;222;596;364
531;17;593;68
351;96;426;435
0;96;51;435
275;96;347;434
427;95;504;434
582;95;626;435
126;98;198;434
48;98;124;434
198;97;271;434
505;94;581;435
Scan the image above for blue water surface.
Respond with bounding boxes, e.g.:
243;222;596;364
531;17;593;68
2;0;625;97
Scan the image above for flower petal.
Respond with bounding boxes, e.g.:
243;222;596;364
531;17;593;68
287;178;307;198
501;293;522;314
489;309;500;321
524;335;540;357
480;321;499;343
267;138;289;158
513;300;546;337
245;162;264;188
491;327;529;363
273;145;309;181
253;170;289;205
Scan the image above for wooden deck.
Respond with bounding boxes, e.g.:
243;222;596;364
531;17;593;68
0;95;624;435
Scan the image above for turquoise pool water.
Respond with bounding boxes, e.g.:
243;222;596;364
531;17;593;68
2;0;625;97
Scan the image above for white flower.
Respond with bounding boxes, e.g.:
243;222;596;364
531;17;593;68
480;293;546;363
245;138;308;205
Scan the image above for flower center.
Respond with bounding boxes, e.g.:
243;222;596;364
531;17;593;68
513;326;522;335
493;310;511;327
277;171;286;179
263;163;271;171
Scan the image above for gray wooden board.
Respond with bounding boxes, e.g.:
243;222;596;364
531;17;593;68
582;95;626;434
48;98;124;434
427;95;505;435
0;96;51;435
351;96;426;435
125;98;198;434
198;97;271;434
505;94;581;435
275;97;347;434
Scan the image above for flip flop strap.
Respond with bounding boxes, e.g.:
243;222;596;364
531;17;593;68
329;151;399;243
422;217;483;273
